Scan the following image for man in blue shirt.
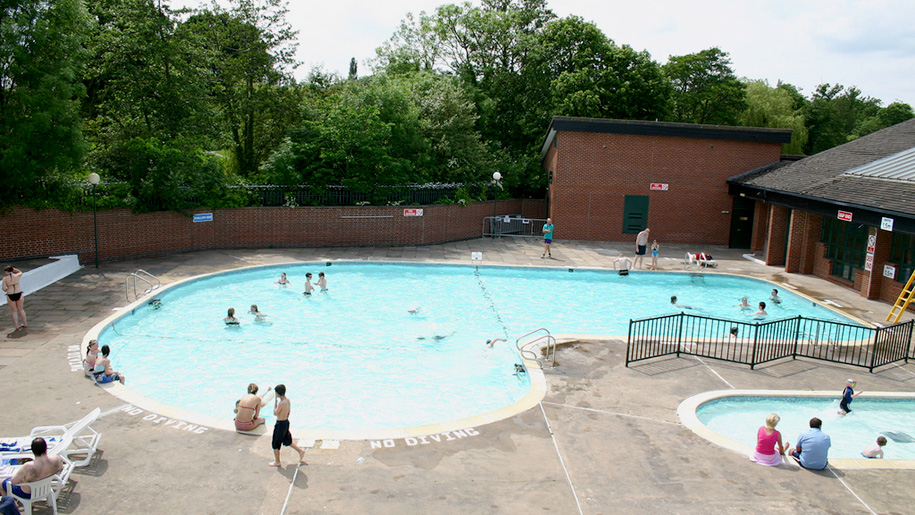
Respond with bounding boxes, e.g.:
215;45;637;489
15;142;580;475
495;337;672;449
790;417;831;470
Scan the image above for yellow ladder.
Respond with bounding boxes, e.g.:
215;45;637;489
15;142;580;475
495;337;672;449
886;269;915;323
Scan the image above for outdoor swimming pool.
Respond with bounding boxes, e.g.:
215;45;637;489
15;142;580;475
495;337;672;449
696;395;915;459
96;263;859;433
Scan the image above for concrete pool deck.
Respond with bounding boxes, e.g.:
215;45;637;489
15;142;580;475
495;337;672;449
2;238;914;514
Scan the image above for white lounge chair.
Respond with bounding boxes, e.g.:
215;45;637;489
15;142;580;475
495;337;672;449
685;252;718;269
0;408;101;467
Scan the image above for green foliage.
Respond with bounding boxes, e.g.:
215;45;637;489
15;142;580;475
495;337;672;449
663;47;747;125
740;80;808;154
0;0;90;204
802;84;882;154
853;102;914;139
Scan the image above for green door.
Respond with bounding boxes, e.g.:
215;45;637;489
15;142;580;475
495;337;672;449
622;195;649;234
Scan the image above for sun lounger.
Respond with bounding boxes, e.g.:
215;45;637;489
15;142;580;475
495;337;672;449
685;252;718;269
0;408;101;467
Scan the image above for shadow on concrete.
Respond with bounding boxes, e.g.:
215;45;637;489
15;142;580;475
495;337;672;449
71;453;108;478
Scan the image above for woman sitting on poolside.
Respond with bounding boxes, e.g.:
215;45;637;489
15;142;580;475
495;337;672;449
83;339;100;377
750;413;786;466
234;383;273;432
93;344;126;384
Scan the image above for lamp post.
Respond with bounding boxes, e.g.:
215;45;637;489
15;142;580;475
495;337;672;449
88;172;100;268
491;172;502;238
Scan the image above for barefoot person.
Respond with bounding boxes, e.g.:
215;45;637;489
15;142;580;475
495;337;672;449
0;437;64;500
234;383;273;432
269;384;307;467
276;273;290;286
304;273;315;296
317;272;328;291
2;266;27;330
634;228;650;270
93;344;126;384
649;240;660;270
541;218;554;259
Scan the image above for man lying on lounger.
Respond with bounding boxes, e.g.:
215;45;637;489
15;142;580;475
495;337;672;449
1;437;64;500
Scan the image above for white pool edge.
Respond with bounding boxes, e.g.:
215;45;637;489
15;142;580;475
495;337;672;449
678;390;915;470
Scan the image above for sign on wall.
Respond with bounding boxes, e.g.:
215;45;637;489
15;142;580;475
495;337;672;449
864;253;874;272
881;217;895;231
193;213;213;223
867;234;877;253
837;210;853;222
403;209;423;217
649;183;669;191
884;264;896;279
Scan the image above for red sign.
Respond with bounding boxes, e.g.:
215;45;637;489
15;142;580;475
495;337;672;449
866;235;876;253
403;209;423;217
864;253;874;272
837;210;853;222
649;183;669;191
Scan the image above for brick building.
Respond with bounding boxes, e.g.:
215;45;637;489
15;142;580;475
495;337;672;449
729;118;915;304
540;117;792;245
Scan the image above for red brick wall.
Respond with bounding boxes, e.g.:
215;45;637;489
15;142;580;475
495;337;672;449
4;200;547;263
765;205;790;266
751;201;770;254
546;131;782;244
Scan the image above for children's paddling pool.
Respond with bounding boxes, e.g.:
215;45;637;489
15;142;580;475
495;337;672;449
95;263;859;434
681;392;915;461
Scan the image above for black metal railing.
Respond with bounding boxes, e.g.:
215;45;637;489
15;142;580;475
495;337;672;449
627;314;914;372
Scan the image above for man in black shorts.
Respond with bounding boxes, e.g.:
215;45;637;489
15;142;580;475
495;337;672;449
634;228;650;269
269;384;307;467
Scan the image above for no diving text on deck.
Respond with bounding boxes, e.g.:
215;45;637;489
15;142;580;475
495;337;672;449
370;428;480;449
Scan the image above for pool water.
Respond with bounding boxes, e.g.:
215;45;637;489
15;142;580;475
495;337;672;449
99;263;858;432
697;396;915;459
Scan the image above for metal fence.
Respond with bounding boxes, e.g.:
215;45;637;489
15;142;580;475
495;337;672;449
626;314;914;372
482;216;547;238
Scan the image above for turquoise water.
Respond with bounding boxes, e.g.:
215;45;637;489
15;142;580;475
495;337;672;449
697;396;915;459
99;263;857;431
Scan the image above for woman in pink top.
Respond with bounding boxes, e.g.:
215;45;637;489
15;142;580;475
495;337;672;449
750;413;787;466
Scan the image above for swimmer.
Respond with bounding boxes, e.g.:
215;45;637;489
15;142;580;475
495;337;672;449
729;326;739;339
614;253;632;276
408;307;421;316
770;289;782;304
225;307;239;325
303;273;315;296
749;301;767;316
486;338;507;348
670;295;694;310
250;304;267;322
735;297;751;309
317;272;328;291
148;299;162;309
276;273;289;286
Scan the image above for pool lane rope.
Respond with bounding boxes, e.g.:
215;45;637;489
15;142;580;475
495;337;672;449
473;269;509;340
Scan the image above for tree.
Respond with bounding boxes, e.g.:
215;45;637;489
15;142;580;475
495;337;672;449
184;0;300;176
527;16;670;127
853;101;914;138
740;80;808;154
802;84;881;154
348;57;357;79
663;47;747;125
1;0;90;199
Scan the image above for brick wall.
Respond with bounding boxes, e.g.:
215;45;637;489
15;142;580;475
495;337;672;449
547;131;782;244
764;205;790;266
3;200;547;264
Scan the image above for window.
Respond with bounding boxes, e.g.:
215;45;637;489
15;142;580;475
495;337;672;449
820;217;868;282
889;232;915;283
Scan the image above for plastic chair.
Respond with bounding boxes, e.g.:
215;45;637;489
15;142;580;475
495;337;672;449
8;473;58;515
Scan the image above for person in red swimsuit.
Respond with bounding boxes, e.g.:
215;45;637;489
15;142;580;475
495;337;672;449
234;383;272;431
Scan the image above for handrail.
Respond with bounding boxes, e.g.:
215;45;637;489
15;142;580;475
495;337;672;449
134;269;160;290
125;270;160;301
516;328;557;367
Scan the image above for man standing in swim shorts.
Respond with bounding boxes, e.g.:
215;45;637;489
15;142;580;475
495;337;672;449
269;384;307;467
634;228;650;269
541;218;554;259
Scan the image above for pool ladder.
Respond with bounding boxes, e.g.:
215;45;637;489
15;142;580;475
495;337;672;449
516;328;557;368
126;269;161;301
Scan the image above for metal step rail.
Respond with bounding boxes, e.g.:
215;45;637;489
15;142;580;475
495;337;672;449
515;327;557;367
126;269;161;301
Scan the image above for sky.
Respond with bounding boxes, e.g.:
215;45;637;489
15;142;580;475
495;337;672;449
174;0;915;107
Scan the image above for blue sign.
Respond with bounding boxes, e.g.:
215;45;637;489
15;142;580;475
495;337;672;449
193;213;213;223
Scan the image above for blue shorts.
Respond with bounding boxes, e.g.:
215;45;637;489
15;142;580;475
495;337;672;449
2;477;28;499
861;453;876;459
95;372;119;384
544;239;552;244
